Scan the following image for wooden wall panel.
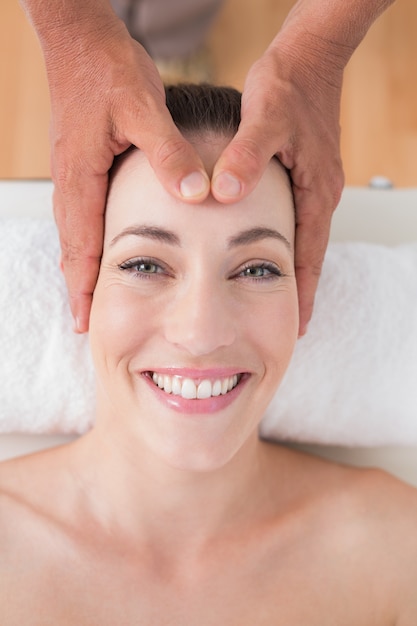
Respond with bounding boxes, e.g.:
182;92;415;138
340;1;417;186
0;1;50;178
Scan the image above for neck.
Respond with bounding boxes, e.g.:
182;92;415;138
68;420;281;557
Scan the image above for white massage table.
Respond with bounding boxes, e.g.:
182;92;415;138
1;180;417;487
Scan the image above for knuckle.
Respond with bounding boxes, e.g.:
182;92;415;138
51;151;84;199
330;167;345;209
294;220;328;279
59;231;102;268
226;138;264;178
308;259;324;279
57;239;101;291
154;137;191;170
293;161;345;220
296;257;324;280
60;241;83;266
53;165;72;196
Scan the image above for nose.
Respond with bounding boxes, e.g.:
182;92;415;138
163;278;236;357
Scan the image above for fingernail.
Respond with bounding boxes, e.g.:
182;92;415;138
213;172;241;198
180;171;208;198
298;323;309;338
73;316;81;333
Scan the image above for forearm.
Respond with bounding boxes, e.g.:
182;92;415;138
19;0;122;53
274;0;395;69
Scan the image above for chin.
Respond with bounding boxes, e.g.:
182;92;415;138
153;433;249;474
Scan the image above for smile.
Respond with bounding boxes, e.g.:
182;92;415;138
150;372;242;399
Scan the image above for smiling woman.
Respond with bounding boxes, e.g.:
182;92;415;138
1;84;417;624
90;112;297;471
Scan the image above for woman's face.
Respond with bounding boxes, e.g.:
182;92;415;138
90;136;298;471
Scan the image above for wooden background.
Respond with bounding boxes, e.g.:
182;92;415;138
1;0;417;186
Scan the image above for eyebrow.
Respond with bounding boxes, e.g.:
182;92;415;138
110;225;181;247
227;227;292;251
110;224;291;250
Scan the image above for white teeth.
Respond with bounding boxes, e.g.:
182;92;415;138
197;379;212;399
150;373;241;399
212;380;222;397
181;378;197;399
172;376;182;396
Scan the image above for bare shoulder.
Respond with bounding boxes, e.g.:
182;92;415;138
346;467;417;624
0;446;75;553
0;452;51;546
0;454;47;608
0;444;74;513
0;450;85;621
309;455;417;622
297;449;417;552
341;464;417;543
264;443;417;622
263;441;417;545
0;454;35;526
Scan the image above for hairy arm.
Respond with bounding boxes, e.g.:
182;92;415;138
20;0;210;332
212;0;396;334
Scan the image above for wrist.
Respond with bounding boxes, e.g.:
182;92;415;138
272;0;395;74
264;30;346;100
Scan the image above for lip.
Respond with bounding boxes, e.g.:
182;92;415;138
140;369;251;415
142;367;244;379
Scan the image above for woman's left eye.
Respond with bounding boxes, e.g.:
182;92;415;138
135;261;160;274
118;257;166;277
237;262;283;281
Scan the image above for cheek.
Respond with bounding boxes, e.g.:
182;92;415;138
246;292;299;377
89;283;159;374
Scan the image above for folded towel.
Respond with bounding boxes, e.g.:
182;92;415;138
261;242;417;445
0;218;94;434
1;217;416;444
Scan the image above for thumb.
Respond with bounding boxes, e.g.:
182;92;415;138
127;105;211;204
210;125;277;204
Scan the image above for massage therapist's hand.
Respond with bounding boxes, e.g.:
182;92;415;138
21;1;210;333
211;40;345;337
211;0;394;335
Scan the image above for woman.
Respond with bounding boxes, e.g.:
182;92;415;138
0;85;416;624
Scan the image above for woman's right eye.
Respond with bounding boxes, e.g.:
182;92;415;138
118;257;167;279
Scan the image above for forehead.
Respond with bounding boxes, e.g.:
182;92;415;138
105;138;294;244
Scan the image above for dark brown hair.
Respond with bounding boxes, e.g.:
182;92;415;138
164;83;241;135
111;83;242;172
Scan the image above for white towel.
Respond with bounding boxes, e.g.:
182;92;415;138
261;242;417;445
1;217;417;444
0;218;94;434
